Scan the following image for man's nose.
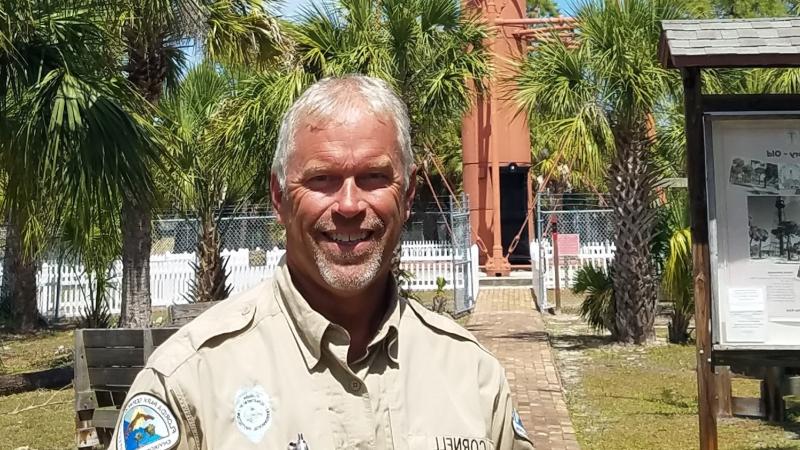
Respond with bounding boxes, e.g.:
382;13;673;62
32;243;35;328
332;178;366;218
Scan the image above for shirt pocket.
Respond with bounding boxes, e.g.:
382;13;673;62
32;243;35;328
409;434;494;450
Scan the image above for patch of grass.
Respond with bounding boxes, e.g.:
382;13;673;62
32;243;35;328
0;330;73;375
546;307;800;450
414;290;471;326
0;388;73;450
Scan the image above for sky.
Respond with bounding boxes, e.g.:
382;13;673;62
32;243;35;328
276;0;576;21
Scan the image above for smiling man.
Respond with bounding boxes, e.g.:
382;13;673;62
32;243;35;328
109;75;534;450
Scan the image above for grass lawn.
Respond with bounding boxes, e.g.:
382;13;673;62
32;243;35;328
1;330;75;449
545;289;800;450
0;388;74;449
0;330;74;375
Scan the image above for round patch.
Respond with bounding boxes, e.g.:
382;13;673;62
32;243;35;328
234;385;272;443
116;393;180;450
511;409;528;439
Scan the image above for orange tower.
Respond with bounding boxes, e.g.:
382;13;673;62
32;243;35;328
462;0;576;276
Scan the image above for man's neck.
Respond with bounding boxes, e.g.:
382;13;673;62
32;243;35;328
287;265;390;362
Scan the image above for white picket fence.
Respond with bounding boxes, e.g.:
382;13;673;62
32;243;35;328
398;241;480;298
35;241;478;318
530;240;616;290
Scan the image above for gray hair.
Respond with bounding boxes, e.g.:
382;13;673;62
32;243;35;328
272;75;413;190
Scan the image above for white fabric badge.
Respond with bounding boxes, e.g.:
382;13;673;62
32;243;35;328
511;409;529;439
116;393;180;450
234;385;272;443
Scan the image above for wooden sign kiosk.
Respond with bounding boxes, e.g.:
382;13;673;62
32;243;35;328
660;18;800;450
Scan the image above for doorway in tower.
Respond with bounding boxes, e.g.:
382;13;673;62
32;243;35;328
500;164;531;264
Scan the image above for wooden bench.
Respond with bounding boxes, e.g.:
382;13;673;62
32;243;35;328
74;328;179;448
73;301;222;448
168;300;221;326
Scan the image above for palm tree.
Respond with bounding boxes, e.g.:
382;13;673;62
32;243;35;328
661;192;693;344
160;63;252;303
0;0;159;330
517;0;695;344
114;0;286;327
213;0;490;284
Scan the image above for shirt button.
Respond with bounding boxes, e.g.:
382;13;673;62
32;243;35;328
240;305;251;316
350;380;362;392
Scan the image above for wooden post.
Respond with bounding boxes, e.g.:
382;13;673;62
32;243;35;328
763;367;786;422
551;217;561;312
716;367;733;417
683;67;718;450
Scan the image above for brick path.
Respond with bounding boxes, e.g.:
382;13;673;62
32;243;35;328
467;288;579;450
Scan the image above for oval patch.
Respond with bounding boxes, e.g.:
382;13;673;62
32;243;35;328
116;393;180;450
234;385;272;443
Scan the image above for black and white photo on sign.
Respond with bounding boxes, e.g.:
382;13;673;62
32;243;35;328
747;195;800;262
730;158;778;189
781;163;800;190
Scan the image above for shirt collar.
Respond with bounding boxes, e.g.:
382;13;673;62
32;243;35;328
273;256;403;370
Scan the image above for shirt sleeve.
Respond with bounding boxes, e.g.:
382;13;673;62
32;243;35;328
492;375;535;450
107;368;198;450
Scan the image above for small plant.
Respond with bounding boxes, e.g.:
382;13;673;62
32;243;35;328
572;264;617;338
431;277;449;314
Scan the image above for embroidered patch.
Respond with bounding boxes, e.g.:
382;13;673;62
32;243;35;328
116;393;180;450
234;385;272;443
511;409;528;439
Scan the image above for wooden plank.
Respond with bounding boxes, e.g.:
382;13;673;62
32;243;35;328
82;329;144;348
732;396;764;418
169;301;220;326
715;367;732;418
713;350;800;367
93;407;121;429
683;67;718;450
74;330;95;412
703;94;800;113
152;328;180;346
143;328;154;362
85;348;145;368
88;368;143;388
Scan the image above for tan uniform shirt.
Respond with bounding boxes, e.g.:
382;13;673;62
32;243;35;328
109;260;534;450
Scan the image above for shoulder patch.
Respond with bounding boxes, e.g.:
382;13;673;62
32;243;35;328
147;280;270;376
405;299;491;354
116;393;180;450
512;409;528;439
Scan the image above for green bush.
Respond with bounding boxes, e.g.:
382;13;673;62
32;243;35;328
572;264;617;338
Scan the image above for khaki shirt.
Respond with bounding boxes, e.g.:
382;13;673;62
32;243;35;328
109;260;534;450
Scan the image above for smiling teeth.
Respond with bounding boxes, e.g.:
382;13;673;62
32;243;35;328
330;232;368;242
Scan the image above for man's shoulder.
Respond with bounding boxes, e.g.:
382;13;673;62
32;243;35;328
146;279;275;376
404;298;494;359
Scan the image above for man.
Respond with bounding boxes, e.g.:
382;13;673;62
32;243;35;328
109;75;534;450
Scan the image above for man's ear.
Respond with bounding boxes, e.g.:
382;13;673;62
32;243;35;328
404;166;417;221
270;174;285;225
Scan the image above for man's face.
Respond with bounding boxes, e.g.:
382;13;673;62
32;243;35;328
271;108;415;293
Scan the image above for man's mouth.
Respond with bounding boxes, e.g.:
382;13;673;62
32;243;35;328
321;231;374;244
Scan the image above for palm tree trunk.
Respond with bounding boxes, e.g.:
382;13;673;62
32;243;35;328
118;37;165;327
609;123;659;345
196;211;229;302
1;211;40;331
119;196;152;327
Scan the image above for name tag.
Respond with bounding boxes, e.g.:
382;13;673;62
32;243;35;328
430;436;493;450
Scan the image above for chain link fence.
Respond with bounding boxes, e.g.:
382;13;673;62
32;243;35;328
533;193;616;309
152;206;285;254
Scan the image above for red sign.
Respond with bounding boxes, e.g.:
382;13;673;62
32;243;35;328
556;234;580;256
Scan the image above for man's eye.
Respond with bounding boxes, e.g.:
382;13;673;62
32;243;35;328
366;172;389;181
308;175;332;184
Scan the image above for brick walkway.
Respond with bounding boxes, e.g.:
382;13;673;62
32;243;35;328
467;288;579;450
